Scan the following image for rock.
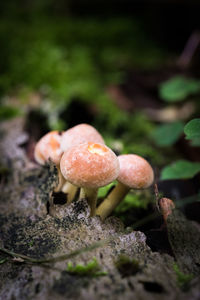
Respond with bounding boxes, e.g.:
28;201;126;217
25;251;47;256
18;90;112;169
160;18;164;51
0;117;199;299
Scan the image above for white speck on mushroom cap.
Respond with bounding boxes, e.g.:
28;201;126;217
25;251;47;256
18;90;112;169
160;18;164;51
34;131;63;166
60;142;119;189
118;154;154;189
61;123;105;152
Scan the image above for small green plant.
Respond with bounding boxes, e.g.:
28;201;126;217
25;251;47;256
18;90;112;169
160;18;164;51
66;258;107;277
151;121;184;147
184;118;200;146
28;240;34;247
161;160;200;180
159;76;200;102
173;263;194;291
161;118;200;180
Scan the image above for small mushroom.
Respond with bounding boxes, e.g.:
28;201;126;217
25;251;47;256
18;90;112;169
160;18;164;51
61;123;105;152
159;197;175;223
60;142;119;216
96;154;154;220
34;131;65;192
60;123;105;204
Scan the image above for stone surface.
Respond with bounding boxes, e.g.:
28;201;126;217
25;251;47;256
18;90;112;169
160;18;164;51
0;118;200;300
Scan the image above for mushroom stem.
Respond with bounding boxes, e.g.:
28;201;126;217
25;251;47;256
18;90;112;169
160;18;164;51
80;187;98;217
62;182;78;204
54;166;65;192
96;182;130;220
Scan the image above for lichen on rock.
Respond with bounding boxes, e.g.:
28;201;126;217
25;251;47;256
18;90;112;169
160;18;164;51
0;118;200;300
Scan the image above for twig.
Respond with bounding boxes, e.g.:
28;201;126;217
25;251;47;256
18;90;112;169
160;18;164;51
178;31;200;68
0;240;107;264
154;183;160;212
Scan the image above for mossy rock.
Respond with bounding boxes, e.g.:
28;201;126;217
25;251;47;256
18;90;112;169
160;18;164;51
0;118;200;300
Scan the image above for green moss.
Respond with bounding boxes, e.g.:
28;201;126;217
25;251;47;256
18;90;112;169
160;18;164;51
66;258;107;277
173;263;194;291
115;255;140;277
114;191;152;214
28;240;34;247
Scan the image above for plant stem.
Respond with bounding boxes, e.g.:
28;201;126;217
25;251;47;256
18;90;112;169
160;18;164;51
0;240;107;264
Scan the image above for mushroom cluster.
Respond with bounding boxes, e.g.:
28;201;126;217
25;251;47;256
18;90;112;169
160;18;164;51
34;123;154;219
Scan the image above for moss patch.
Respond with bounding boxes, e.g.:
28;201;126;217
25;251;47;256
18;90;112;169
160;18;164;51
173;263;194;291
115;255;140;277
66;258;107;277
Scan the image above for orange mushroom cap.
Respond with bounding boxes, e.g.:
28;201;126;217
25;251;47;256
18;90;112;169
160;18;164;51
118;154;154;189
60;142;119;189
61;123;105;151
34;131;63;166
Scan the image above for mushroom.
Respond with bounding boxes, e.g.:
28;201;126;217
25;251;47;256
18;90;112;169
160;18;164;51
96;154;154;220
60;142;119;216
159;197;175;223
61;123;105;152
34;130;65;192
60;123;105;204
61;181;78;204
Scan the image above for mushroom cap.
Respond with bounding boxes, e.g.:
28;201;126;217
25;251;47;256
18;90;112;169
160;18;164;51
60;142;119;189
34;131;63;166
61;123;105;151
118;154;154;189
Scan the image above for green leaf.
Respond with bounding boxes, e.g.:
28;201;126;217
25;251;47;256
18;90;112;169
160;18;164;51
159;76;200;102
98;182;116;198
151;121;184;146
184;118;200;140
161;160;200;180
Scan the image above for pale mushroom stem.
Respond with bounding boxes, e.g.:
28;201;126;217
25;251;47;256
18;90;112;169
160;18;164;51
62;182;78;204
80;187;98;217
96;182;130;220
54;166;65;192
